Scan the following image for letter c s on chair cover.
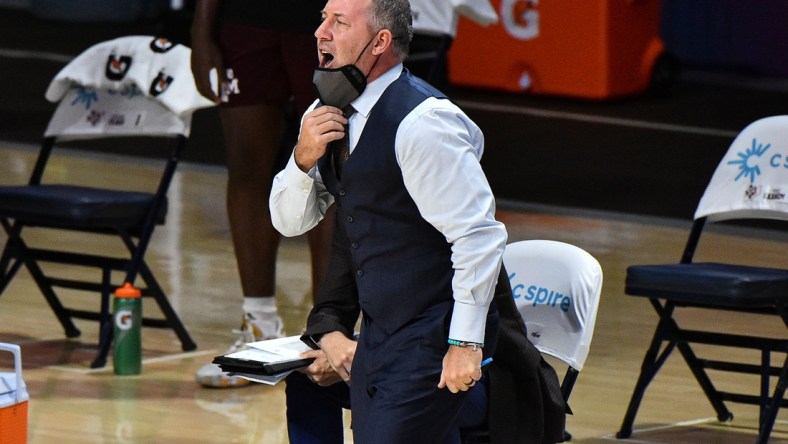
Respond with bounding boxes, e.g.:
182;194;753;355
0;36;215;368
460;239;602;444
617;115;788;443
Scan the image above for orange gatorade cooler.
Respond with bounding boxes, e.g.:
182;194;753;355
0;343;28;444
448;0;671;99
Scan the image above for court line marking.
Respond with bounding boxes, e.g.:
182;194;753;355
597;417;718;441
597;416;788;441
456;99;740;139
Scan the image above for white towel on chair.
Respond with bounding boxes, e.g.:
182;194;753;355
45;35;214;118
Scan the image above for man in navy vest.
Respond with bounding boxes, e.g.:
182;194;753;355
270;0;507;441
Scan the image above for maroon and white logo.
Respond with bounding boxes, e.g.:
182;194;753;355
149;37;175;53
86;109;105;126
105;54;132;81
149;71;174;96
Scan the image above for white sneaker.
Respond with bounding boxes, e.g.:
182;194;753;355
244;311;286;341
195;313;285;388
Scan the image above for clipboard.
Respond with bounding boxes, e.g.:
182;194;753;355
212;355;315;376
211;335;316;377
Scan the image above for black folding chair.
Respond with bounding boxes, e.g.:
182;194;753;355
0;36;214;368
617;116;788;443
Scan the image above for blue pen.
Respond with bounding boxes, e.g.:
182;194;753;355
481;357;493;367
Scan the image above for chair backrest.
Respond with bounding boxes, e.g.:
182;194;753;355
44;86;193;141
695;115;788;223
504;240;603;371
43;35;214;141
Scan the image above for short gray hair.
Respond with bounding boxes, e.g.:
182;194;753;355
368;0;413;61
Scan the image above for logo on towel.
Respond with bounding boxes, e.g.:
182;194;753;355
106;83;144;100
105;54;132;81
149;70;174;96
86;109;105;126
107;114;126;127
149;37;175;53
71;86;99;109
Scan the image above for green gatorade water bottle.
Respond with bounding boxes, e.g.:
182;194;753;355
113;282;142;375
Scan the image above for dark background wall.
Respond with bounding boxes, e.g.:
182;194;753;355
1;0;787;221
661;0;788;77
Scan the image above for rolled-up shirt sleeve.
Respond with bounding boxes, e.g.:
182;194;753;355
396;98;508;344
270;153;334;237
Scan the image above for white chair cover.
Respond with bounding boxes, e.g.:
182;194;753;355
45;86;190;140
695;115;788;222
505;240;603;371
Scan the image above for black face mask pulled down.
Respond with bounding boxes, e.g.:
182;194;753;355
313;64;367;108
312;35;380;108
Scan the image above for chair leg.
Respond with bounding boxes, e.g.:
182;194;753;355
675;340;733;422
617;323;677;438
649;299;733;424
91;268;114;369
0;242;23;296
1;222;81;337
561;368;579;402
138;262;196;351
0;219;24;295
755;355;788;444
119;231;196;351
91;322;113;369
23;251;81;338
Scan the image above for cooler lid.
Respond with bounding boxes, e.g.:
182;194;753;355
0;372;28;407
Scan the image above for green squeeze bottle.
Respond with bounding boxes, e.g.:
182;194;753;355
113;282;142;375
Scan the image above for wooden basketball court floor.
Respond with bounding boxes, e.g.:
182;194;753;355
0;142;785;443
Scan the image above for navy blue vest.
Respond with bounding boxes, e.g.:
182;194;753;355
318;71;454;335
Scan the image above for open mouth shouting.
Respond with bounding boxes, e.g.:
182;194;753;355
319;49;335;68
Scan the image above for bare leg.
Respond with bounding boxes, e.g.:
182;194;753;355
221;102;335;304
219;103;284;297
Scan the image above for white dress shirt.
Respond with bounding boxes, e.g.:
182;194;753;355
270;64;507;344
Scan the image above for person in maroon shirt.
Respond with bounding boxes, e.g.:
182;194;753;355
190;0;334;388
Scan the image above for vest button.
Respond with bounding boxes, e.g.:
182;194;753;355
356;270;364;277
346;215;354;223
338;189;346;196
351;242;359;249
